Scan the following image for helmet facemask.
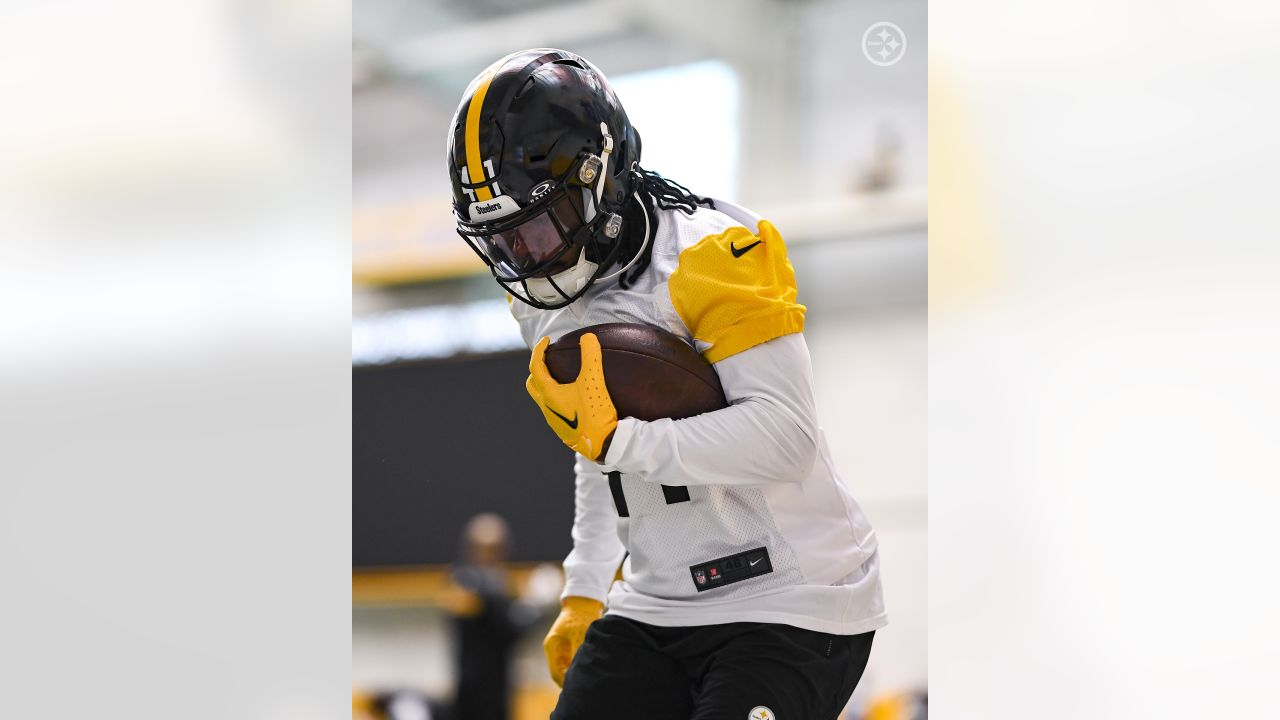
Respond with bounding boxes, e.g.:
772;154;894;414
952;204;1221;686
456;129;630;309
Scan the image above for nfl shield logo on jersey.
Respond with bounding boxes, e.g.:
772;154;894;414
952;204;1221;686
694;569;707;586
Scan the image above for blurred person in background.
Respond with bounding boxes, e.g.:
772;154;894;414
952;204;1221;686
443;513;545;720
446;49;886;719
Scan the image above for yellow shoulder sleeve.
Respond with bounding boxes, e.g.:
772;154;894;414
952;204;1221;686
668;219;806;363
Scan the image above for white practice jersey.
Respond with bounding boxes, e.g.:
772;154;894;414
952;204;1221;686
511;198;887;635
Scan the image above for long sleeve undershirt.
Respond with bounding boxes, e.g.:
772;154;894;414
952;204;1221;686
598;332;820;485
560;454;627;603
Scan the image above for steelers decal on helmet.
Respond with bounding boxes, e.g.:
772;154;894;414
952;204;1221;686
748;707;775;720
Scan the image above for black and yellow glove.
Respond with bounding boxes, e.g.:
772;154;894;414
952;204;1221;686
525;333;617;461
543;596;604;687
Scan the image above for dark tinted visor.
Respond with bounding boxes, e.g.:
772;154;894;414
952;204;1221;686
465;191;588;279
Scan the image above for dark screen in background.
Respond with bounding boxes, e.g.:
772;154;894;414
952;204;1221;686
353;351;578;567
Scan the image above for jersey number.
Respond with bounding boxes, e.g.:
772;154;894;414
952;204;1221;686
606;471;688;517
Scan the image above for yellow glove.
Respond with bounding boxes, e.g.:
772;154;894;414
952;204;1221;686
543;596;603;687
525;333;618;461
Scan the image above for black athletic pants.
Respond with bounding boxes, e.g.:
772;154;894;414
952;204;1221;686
551;614;875;720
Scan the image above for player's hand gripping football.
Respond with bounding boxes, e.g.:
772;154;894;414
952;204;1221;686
543;596;603;687
526;333;617;461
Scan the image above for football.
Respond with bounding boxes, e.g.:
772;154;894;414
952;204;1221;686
544;323;727;422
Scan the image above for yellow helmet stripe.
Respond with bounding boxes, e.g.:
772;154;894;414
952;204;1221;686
464;68;499;202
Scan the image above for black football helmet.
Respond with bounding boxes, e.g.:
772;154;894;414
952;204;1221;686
447;49;645;309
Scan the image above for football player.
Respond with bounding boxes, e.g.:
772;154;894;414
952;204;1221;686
447;49;887;719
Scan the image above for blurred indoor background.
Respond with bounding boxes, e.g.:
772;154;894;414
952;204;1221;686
352;1;926;718
2;1;1275;719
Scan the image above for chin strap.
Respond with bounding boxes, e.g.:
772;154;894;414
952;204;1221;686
582;123;615;223
595;122;614;205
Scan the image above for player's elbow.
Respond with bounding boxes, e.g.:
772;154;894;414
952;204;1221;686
761;409;818;481
739;396;817;481
777;428;818;481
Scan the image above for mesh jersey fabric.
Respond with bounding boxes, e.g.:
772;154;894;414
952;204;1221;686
669;219;807;362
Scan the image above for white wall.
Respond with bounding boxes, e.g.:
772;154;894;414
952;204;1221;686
809;307;928;693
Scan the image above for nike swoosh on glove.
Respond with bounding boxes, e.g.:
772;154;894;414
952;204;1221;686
525;333;617;461
543;596;604;687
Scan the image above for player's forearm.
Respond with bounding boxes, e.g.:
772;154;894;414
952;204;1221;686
561;546;625;603
562;456;627;602
600;334;820;485
562;498;625;602
601;402;816;485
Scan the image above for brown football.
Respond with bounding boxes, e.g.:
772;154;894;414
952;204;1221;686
544;323;727;422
